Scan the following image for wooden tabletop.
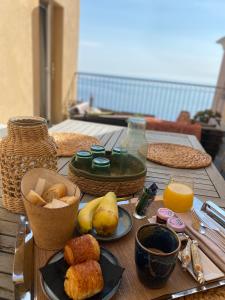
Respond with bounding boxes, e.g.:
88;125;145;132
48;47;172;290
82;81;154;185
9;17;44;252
1;119;225;300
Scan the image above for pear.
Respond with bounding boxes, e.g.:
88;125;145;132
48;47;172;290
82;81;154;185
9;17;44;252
92;192;118;236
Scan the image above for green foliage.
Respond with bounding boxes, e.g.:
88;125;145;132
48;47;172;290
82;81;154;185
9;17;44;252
193;109;221;124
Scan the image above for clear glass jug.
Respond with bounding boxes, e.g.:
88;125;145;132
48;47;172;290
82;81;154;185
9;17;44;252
121;117;148;164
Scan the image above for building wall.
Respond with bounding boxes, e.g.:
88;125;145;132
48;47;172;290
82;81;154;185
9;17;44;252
57;0;79;120
212;37;225;122
0;0;79;124
0;0;39;124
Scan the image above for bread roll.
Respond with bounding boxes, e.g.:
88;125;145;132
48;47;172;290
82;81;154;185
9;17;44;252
60;196;76;205
42;183;67;202
64;260;104;300
64;234;100;265
26;190;47;206
44;198;68;209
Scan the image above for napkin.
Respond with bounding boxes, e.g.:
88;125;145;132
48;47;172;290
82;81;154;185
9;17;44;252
178;245;224;282
178;211;225;273
40;252;124;300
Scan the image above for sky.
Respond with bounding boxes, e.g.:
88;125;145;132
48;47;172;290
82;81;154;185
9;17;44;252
78;0;225;85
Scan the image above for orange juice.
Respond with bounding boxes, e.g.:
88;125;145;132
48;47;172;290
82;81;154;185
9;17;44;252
163;182;194;212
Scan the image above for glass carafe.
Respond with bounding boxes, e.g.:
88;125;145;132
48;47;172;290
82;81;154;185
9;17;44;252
121;117;148;164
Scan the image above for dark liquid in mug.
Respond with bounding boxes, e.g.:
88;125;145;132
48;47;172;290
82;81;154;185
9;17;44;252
147;247;165;254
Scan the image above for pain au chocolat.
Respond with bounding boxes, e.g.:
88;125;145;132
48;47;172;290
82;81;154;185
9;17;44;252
64;259;104;300
64;234;100;265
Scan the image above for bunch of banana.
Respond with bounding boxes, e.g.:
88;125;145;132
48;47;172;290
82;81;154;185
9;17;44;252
77;192;119;236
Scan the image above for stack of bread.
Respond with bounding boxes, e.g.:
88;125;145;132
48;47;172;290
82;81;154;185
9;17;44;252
64;234;104;300
26;178;77;208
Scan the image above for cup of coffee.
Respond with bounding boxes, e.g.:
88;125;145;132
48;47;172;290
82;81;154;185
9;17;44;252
135;224;181;288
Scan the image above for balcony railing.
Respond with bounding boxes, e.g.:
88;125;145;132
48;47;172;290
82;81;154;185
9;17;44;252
74;72;225;121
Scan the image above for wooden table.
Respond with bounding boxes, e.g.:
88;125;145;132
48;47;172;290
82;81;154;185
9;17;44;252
1;119;225;300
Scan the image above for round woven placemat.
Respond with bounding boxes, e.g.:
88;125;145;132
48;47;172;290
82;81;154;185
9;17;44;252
147;143;212;169
50;132;100;157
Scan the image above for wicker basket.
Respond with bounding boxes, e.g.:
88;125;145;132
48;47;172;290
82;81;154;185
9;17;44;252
68;154;147;196
0;117;57;214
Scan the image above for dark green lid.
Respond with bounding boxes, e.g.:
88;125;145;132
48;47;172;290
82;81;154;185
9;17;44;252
76;150;92;158
91;145;105;152
112;147;128;154
93;157;110;166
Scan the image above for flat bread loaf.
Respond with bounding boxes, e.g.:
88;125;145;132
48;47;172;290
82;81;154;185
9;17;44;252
44;198;68;209
60;196;77;205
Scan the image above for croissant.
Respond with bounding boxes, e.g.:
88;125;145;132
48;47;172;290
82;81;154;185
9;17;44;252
64;260;104;300
64;234;100;265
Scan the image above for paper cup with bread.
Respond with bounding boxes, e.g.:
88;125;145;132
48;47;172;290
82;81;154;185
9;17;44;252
21;168;81;250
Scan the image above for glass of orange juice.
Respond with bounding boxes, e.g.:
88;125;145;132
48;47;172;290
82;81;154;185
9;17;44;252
163;177;194;213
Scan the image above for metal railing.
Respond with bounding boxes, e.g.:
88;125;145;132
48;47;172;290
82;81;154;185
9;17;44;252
74;72;225;121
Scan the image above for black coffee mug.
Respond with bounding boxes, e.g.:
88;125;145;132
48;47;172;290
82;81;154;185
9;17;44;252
135;224;181;289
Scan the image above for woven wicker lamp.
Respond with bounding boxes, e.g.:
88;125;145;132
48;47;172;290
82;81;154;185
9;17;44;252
0;116;57;214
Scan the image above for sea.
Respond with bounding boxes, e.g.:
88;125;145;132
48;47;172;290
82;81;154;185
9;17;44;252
77;77;216;121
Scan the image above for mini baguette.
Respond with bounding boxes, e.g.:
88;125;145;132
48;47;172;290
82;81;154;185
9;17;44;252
34;178;46;196
26;190;47;206
43;183;67;202
44;198;68;209
60;196;77;205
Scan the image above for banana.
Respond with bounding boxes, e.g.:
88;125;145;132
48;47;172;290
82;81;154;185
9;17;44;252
92;192;118;236
77;196;104;233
